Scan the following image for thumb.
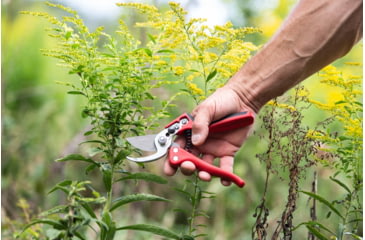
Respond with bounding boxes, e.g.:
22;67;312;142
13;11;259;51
192;108;212;146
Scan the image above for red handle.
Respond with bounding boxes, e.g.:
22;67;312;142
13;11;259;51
168;146;245;188
209;112;254;133
165;111;254;135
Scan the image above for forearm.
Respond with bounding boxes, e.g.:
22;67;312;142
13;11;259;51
227;0;362;113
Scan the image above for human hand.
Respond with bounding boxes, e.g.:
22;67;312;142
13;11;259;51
164;86;256;186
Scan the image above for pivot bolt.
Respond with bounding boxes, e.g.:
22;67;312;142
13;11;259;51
180;118;188;125
158;136;167;145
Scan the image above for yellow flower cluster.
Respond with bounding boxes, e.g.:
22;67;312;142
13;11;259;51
173;66;184;76
267;100;297;112
186;82;204;96
309;64;362;169
118;1;259;104
116;3;160;22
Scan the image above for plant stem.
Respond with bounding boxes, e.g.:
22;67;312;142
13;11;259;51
188;175;200;236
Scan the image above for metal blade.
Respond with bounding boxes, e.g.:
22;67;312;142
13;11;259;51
126;134;157;152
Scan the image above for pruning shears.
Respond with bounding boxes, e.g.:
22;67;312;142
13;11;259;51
126;112;254;187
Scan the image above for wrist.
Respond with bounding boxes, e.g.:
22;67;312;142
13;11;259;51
224;71;265;114
221;82;260;114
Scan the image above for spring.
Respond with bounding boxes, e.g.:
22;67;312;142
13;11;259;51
185;129;193;152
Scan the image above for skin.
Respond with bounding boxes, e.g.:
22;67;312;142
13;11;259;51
164;0;362;186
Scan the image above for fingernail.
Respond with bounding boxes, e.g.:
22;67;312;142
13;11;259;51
192;134;201;145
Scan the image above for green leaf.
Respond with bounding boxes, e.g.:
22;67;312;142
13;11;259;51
101;212;116;239
306;225;328;240
67;90;86;96
80;140;106;146
174;188;192;198
300;191;344;220
334;100;346;105
147;34;156;43
294;221;336;235
83;130;94;136
80;203;97;218
354;101;363;107
89;147;103;157
85;163;98;175
48;180;72;194
116;224;180;239
55;154;99;166
157;49;174;54
182;235;195;240
39;205;68;217
102;168;112;192
344;232;363;239
22;219;65;233
110;194;169;212
74;231;87;240
144;92;155;100
206;69;217;83
140;48;152;57
116;172;168;184
329;176;351;194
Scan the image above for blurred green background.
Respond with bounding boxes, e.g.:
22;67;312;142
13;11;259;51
2;0;362;239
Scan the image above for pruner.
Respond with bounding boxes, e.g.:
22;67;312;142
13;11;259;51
126;112;254;188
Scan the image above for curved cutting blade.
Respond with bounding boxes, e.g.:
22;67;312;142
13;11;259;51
126;129;173;163
126;134;157;152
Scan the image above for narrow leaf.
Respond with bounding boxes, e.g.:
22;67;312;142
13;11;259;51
67;91;86;96
182;235;195;240
206;69;217;83
79;140;106;146
300;191;344;220
306;225;328;240
80;203;97;218
73;231;87;240
147;34;156;43
102;169;112;192
22;219;65;233
329;176;351;194
294;221;336;235
39;205;68;217
174;188;192;198
56;154;99;166
110;194;169;212
85;164;98;175
116;224;180;239
344;232;363;239
116;172;168;184
157;49;174;54
142;48;152;57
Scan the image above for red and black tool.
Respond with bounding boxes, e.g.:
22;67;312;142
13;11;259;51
126;112;254;187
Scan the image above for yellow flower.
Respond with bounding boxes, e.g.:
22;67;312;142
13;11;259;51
173;66;184;76
187;83;204;96
267;100;297;112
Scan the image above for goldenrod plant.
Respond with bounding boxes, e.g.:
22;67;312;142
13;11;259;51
302;64;363;240
19;2;259;239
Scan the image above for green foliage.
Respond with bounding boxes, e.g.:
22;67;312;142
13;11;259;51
119;2;259;103
4;1;362;240
16;1;259;239
174;177;216;238
117;224;181;239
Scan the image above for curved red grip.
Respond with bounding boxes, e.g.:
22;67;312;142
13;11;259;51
209;112;254;133
168;146;245;188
